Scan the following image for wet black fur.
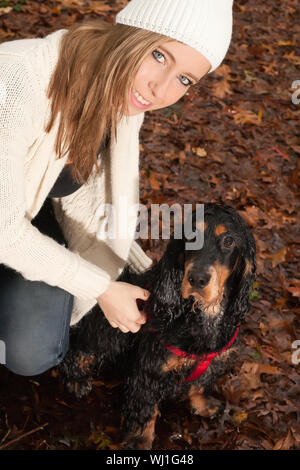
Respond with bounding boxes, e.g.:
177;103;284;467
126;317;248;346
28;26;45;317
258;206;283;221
58;203;256;447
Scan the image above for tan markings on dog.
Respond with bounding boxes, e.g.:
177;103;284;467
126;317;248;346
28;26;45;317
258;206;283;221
141;405;160;449
124;405;160;450
181;260;194;299
188;385;207;415
76;353;96;373
214;346;237;363
214;225;227;236
244;258;253;276
181;261;230;316
162;354;195;374
188;385;222;418
191;262;230;316
196;221;207;232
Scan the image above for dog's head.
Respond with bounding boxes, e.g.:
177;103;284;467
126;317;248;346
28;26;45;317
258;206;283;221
155;203;256;326
181;203;256;321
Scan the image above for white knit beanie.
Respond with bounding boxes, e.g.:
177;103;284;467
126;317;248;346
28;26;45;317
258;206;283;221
116;0;234;73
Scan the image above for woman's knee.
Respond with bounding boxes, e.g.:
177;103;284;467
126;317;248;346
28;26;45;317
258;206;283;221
3;334;68;376
5;354;57;377
0;285;73;377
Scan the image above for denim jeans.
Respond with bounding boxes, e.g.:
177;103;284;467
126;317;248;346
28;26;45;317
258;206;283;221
0;199;74;376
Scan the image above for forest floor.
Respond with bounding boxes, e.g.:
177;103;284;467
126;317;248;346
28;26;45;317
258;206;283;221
0;0;299;451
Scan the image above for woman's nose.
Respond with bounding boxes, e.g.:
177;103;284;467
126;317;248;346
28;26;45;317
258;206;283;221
149;77;170;101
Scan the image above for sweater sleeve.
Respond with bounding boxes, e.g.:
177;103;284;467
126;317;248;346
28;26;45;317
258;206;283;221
127;240;153;273
0;56;111;300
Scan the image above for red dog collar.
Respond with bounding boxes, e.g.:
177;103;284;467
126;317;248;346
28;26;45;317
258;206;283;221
165;327;239;383
137;297;239;383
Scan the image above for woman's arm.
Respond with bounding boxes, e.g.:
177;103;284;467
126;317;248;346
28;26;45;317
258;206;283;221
0;55;111;300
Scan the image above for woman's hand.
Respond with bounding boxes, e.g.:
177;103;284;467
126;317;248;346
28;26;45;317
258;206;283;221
97;281;150;333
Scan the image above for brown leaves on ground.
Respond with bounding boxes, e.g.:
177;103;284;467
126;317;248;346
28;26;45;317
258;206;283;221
0;0;299;451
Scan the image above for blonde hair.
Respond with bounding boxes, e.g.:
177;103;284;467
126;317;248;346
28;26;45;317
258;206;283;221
45;18;171;183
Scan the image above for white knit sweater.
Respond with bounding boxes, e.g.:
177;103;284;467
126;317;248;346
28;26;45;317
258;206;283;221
0;29;152;325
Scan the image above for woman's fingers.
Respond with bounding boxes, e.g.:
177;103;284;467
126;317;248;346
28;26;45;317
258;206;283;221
97;281;151;334
135;312;147;324
118;324;130;333
109;315;142;332
136;287;150;300
110;320;131;333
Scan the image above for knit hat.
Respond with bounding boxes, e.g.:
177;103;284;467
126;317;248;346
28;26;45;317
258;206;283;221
116;0;234;73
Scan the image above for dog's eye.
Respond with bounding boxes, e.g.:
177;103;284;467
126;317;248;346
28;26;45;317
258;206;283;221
222;236;235;249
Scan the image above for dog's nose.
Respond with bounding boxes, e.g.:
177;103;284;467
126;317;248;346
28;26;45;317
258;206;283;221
188;272;211;289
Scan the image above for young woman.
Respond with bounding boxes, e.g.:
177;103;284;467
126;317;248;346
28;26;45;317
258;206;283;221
0;0;234;376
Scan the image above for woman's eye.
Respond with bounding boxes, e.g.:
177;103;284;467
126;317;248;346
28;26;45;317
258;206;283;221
179;75;192;87
222;236;235;248
152;50;192;87
152;50;165;63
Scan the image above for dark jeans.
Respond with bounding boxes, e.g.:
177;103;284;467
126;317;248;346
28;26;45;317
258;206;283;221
0;199;74;376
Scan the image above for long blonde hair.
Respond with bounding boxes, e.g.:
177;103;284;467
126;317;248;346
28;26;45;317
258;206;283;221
45;18;171;183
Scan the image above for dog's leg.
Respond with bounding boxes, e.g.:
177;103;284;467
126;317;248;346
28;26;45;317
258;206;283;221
120;369;163;451
58;309;113;398
188;384;222;418
58;350;97;399
123;404;160;450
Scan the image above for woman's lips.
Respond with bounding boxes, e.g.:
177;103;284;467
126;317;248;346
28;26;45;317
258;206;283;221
131;88;152;110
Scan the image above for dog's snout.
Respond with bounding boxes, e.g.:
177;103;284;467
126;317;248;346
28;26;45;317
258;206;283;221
188;271;211;289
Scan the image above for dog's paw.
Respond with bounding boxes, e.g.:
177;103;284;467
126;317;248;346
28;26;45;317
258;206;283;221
192;396;223;418
65;378;93;398
122;405;159;450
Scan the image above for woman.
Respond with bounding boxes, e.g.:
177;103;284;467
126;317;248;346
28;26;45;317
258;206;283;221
0;0;234;376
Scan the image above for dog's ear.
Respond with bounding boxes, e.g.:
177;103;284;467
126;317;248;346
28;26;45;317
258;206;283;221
149;237;186;322
224;205;257;269
227;259;256;325
164;236;186;269
225;212;256;325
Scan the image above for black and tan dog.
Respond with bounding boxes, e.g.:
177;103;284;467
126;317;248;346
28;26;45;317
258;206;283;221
58;203;256;449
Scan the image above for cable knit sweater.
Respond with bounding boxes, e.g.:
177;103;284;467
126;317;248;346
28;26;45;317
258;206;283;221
0;29;152;325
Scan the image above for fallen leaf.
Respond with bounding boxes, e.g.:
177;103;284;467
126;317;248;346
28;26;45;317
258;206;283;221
238;206;261;227
286;279;300;298
192;147;207;157
263;248;287;268
278;40;296;46
273;430;295;450
148;171;161;190
232;411;248;425
212;78;233;98
233;108;260;125
283;51;300;65
0;7;13;16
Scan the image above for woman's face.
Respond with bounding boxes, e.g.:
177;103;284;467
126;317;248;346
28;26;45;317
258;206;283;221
126;40;212;116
